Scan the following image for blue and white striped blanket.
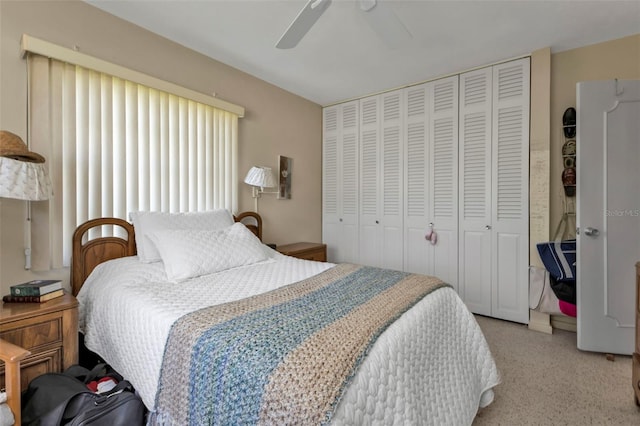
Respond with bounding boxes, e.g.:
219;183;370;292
150;263;447;425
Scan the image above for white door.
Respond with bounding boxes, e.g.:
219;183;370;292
380;91;404;271
404;83;431;275
323;106;341;261
457;58;530;324
490;59;530;324
577;79;640;355
402;77;460;281
322;102;359;263
359;96;381;267
459;67;493;316
429;76;459;290
358;91;404;270
339;103;360;264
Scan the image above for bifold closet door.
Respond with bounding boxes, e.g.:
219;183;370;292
490;59;530;324
358;96;381;267
323;59;528;318
358;91;404;270
404;83;431;275
459;68;493;317
322;101;359;264
380;91;404;271
403;77;458;282
429;76;459;290
459;58;530;323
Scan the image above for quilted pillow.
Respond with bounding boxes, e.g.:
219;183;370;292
148;223;268;282
129;209;235;263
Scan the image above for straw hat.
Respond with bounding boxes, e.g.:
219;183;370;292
0;130;45;163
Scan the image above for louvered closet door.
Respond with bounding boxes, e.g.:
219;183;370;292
358;91;404;269
491;58;530;323
459;68;493;316
359;96;381;267
322;106;340;255
340;102;360;263
404;83;431;274
322;101;359;263
323;105;340;261
429;76;459;290
380;90;404;270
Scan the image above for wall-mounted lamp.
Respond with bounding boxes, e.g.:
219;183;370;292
0;130;53;269
244;166;277;213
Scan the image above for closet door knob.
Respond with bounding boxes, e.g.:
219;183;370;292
485;225;492;230
375;220;379;224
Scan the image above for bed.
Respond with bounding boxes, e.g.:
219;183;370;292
72;210;500;425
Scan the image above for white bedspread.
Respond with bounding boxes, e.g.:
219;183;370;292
78;248;500;425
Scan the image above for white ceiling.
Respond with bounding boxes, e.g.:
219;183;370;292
87;0;639;106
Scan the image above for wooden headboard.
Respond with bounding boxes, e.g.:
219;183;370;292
70;211;263;296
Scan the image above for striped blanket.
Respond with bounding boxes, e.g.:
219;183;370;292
152;263;448;425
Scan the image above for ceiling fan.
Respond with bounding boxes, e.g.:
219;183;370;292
276;0;412;49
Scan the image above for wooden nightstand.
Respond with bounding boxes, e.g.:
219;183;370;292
0;292;78;391
277;242;327;262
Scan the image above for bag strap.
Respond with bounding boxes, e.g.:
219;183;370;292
553;212;570;241
82;363;110;384
63;364;91;380
70;362;124;384
93;380;135;405
529;266;545;310
554;196;576;241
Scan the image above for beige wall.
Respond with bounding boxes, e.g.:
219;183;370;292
0;0;322;294
550;34;640;240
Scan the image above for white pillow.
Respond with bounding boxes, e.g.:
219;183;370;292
148;223;268;282
129;209;235;263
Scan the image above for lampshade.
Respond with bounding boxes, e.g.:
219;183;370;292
0;156;52;201
244;166;277;189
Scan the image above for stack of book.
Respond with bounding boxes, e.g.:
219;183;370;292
2;279;64;303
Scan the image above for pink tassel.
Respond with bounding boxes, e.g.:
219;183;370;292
430;231;438;245
424;228;433;240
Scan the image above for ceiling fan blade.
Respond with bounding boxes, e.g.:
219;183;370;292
361;0;412;49
276;0;333;49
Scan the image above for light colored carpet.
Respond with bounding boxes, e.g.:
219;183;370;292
473;315;639;425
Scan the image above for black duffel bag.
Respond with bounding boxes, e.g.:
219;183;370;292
549;276;576;305
22;363;145;426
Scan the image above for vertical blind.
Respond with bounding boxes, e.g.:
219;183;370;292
27;53;241;269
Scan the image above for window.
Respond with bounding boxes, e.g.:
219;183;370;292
23;36;244;269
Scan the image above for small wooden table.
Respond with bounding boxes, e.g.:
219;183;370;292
277;242;327;262
0;292;78;391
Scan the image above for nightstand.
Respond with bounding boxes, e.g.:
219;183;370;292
0;292;78;391
277;242;327;262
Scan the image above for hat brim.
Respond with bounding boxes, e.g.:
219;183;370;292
0;130;46;163
3;152;46;163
